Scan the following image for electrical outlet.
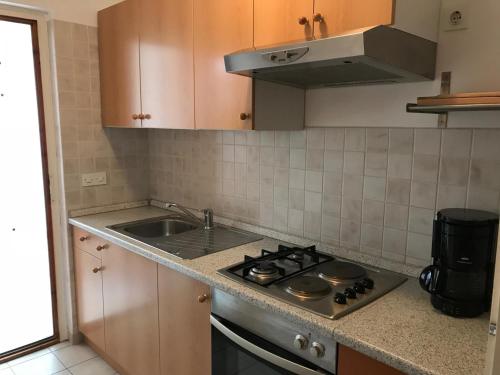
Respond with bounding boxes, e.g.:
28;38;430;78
81;172;107;187
441;0;469;31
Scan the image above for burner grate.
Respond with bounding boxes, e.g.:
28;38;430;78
227;244;334;287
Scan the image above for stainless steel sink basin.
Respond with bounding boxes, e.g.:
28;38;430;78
123;219;197;238
107;214;263;260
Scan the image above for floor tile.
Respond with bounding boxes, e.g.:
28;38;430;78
8;349;51;366
10;353;64;375
0;369;15;375
54;371;70;375
49;341;71;353
53;345;96;368
0;363;9;370
69;357;115;375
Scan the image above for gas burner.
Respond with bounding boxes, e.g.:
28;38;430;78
236;244;333;287
317;261;367;284
249;261;280;279
288;251;305;262
285;276;332;299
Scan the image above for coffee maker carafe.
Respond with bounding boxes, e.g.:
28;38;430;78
420;208;498;317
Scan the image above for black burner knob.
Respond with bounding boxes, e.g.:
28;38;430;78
334;292;347;305
362;277;374;289
354;282;365;294
344;287;356;299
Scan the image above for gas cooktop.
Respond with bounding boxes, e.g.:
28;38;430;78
218;244;407;319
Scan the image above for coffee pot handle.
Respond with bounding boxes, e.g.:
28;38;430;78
419;265;440;294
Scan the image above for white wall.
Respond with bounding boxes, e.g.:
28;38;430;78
1;0;123;26
307;0;500;128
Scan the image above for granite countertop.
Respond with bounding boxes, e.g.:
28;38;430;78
69;206;490;375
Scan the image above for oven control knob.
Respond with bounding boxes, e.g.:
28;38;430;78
310;342;325;358
293;334;308;350
344;287;357;299
354;282;366;294
362;277;374;289
334;292;347;304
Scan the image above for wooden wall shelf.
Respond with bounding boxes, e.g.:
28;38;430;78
406;103;500;114
406;72;500;127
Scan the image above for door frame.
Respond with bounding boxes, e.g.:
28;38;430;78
0;4;69;362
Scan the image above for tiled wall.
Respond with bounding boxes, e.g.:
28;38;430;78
53;21;149;211
51;22;500;271
149;128;500;269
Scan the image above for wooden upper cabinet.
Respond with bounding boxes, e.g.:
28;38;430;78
194;0;254;130
73;248;105;353
158;266;211;375
139;0;195;129
254;0;314;47
102;244;160;375
98;0;141;127
313;0;394;38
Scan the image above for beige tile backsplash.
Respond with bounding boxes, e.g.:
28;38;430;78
53;21;500;271
149;128;500;269
54;21;149;211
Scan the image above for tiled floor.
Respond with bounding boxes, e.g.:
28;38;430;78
0;342;118;375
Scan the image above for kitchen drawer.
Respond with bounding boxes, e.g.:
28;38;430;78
72;227;109;259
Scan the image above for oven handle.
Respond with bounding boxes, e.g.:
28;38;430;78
210;315;328;375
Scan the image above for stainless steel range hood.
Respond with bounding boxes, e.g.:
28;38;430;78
225;26;437;89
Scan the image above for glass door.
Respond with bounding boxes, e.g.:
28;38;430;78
211;315;333;375
0;15;58;359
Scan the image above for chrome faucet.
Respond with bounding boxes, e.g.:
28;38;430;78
166;202;214;230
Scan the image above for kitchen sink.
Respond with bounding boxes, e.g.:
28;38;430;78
107;215;263;260
122;218;197;238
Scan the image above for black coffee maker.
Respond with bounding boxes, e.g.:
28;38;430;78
420;208;498;318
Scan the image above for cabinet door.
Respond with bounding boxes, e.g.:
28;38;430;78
194;0;253;130
254;0;314;47
98;0;142;127
313;0;394;38
158;266;211;375
74;248;105;352
337;345;404;375
102;244;160;375
139;0;195;129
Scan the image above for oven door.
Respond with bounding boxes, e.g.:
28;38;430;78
211;315;333;375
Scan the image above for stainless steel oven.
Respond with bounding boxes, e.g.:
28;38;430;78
211;290;336;375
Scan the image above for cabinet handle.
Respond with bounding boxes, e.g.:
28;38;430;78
298;16;309;25
96;244;108;251
198;294;210;303
313;13;324;23
144;114;151;120
92;267;102;273
132;114;139;120
79;236;89;242
138;113;145;120
240;113;251;121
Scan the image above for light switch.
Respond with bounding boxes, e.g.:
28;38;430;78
81;172;107;187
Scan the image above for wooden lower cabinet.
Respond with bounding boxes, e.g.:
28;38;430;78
158;265;211;375
73;248;105;353
73;227;211;375
102;244;160;375
337;345;404;375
